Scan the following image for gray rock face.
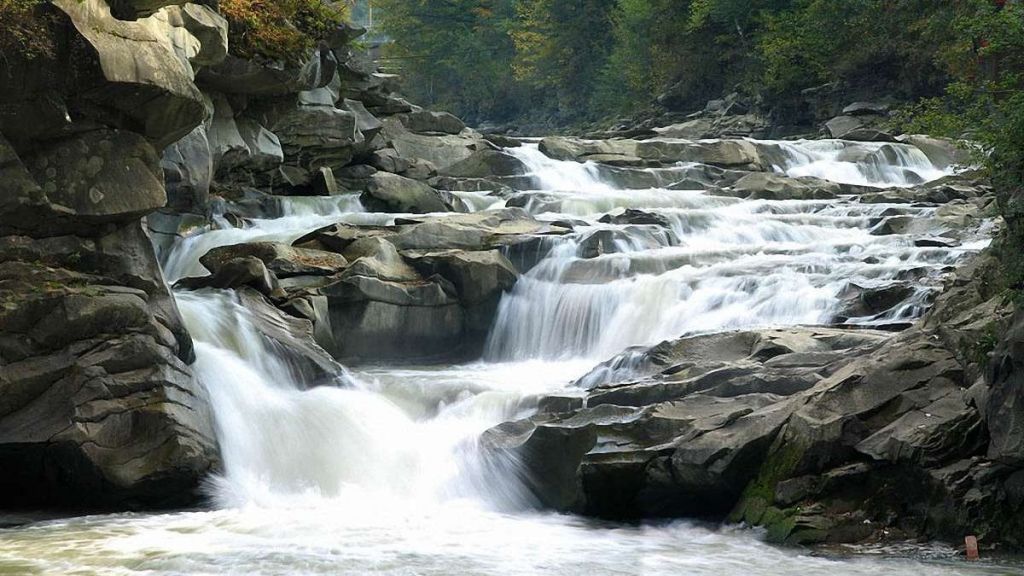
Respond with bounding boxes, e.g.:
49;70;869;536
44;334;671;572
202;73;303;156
287;210;566;364
200;242;349;278
730;173;840;200
54;0;209;149
362;172;456;213
197;49;338;96
0;226;218;509
400;110;467;135
440;149;529;179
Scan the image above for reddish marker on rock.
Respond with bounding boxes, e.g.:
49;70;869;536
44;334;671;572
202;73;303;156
965;535;980;561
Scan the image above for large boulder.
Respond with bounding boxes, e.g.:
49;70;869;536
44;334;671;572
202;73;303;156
0;228;218;509
730;173;840;200
196;48;337;96
382;117;491;172
12;129;167;236
399;110;466;135
362;172;456;213
53;0;209;149
440;149;529;179
199;242;349;279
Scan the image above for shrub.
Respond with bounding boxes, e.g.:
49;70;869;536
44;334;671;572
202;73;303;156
218;0;346;63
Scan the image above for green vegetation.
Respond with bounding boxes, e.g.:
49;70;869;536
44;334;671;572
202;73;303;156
219;0;347;63
0;0;58;61
376;1;1019;128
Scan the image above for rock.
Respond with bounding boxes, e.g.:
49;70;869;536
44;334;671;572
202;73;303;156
842;102;890;116
26;129;166;228
370;148;412;174
270;106;361;172
653;119;715;139
400;110;466;135
200;242;348;279
197;48;337;96
439;149;528;179
598;209;671;228
232;288;346;384
54;0;207;149
0;134;72;238
339;98;384;141
825;115;896;142
825;115;865;139
176;256;282;297
0;233;217;508
898;134;972;170
362;172;455;213
731;173;840;200
161;3;228;66
382;117;491;172
988;312;1024;465
403;250;517;304
161;124;212;214
323;263;464;364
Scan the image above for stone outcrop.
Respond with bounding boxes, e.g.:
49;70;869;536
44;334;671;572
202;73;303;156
483;248;1024;548
286;209;569;363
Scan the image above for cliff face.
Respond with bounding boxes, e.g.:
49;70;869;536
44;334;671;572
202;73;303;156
0;0;221;508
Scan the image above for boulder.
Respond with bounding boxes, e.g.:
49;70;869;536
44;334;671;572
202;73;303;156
233;288;346;384
383;117;493;171
731;173;840;200
400;110;466;135
897;134;972;170
161;124;212;214
0;231;217;509
197;48;337;96
200;242;349;278
270;106;361;172
176;256;282;297
841;102;890;116
25;129;166;229
54;0;207;149
362;172;456;213
439;149;529;179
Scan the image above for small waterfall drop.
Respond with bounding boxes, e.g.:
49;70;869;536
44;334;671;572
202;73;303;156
485;142;973;361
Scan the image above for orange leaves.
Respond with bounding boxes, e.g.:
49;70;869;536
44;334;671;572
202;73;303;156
219;0;346;63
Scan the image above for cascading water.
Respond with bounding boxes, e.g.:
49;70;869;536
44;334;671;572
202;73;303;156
484;143;977;361
0;141;1008;576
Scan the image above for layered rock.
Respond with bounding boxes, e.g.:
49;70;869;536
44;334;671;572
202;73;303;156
482;249;1024;548
0;138;217;508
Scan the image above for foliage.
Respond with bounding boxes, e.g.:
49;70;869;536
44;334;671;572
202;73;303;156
219;0;346;63
0;0;57;62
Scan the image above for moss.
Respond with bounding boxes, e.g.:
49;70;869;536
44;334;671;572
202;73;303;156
728;437;809;541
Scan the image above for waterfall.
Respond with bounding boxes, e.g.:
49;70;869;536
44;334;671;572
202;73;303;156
484;142;969;361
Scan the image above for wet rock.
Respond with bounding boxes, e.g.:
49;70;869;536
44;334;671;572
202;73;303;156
0;232;217;509
233;288;346;384
362;172;456;213
439;149;529;179
176;256;282;297
200;242;349;278
731;173;840;200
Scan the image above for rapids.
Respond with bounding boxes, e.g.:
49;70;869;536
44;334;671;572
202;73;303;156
0;139;1015;576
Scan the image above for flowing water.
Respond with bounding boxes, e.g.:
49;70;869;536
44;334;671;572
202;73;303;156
1;140;1017;575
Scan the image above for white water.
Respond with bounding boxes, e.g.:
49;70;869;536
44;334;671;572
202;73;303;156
0;139;1008;575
